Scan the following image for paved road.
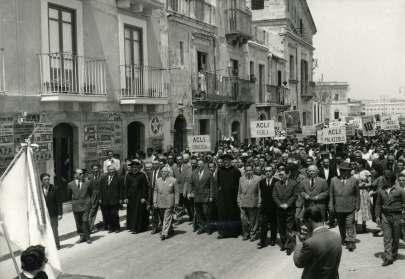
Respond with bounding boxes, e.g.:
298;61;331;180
1;213;405;279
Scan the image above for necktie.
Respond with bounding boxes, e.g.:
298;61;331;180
108;176;112;185
78;181;81;190
267;179;270;187
311;178;314;190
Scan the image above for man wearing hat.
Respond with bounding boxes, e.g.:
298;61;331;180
329;162;360;252
126;159;149;234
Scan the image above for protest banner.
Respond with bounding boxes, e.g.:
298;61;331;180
250;120;275;138
346;125;356;137
302;125;317;137
317;129;324;144
320;127;347;144
188;135;211;152
274;122;286;140
381;115;400;130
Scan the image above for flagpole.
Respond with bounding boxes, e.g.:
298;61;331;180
0;221;22;279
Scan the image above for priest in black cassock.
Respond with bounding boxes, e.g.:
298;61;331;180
216;153;242;238
125;159;149;233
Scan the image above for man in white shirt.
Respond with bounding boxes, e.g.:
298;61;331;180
103;151;121;174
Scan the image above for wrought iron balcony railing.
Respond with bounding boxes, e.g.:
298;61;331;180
120;65;169;102
221;77;254;104
225;7;252;44
167;0;216;25
38;52;107;96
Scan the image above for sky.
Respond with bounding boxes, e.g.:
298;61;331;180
307;0;405;99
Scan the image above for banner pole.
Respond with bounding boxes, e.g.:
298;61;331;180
0;221;22;279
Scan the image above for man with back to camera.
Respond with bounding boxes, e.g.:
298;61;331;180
293;206;342;279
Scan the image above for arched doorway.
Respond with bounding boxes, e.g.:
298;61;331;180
231;121;240;144
53;123;74;201
127;121;145;159
174;115;187;152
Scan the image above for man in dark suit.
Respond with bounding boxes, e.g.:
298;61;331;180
273;167;299;255
190;158;214;234
41;173;63;249
329;162;360;252
294;206;342;279
99;165;124;233
88;164;103;232
297;165;329;220
258;166;279;248
68;169;92;244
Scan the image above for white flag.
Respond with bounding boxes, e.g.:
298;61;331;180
0;147;61;278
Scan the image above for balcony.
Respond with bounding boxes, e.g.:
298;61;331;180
0;49;5;94
301;81;316;100
256;85;290;109
225;7;252;46
120;65;169;105
192;71;228;109
116;0;164;13
167;0;216;26
221;77;254;110
38;53;108;102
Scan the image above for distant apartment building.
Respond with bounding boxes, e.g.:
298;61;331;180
362;98;405;116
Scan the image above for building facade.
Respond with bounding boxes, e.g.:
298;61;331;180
248;0;317;126
362;98;405;116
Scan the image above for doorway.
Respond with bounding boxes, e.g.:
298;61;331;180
231;121;240;144
174;115;187;152
127;121;145;159
53;123;74;202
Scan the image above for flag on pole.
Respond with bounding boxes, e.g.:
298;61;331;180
0;145;61;278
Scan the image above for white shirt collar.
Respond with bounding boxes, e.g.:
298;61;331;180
22;270;35;278
313;225;327;233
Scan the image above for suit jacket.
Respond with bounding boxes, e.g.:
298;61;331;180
293;227;342;279
68;180;92;212
238;175;262;208
319;167;336;186
375;186;405;216
147;168;162;203
329;177;360;213
176;163;192;196
43;184;63;218
155;176;178;208
259;177;279;213
99;173;124;205
298;177;329;214
190;167;214;203
272;178;299;209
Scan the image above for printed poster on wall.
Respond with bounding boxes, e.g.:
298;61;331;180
284;110;301;134
0;122;15;174
381;115;400;131
32;123;53;161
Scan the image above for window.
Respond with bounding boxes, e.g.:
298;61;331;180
334;94;339;101
197;51;208;72
251;0;264;10
179;41;184;65
300;59;308;94
303;111;307;126
168;0;179;11
334;110;340;120
250;61;254;77
124;25;143;66
195;0;205;21
289;55;295;79
48;5;76;84
230;59;239;76
277;70;282;86
199;119;210;135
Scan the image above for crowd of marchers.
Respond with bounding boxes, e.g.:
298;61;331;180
40;130;405;270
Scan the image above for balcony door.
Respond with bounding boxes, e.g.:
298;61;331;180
48;5;76;92
124;25;143;96
258;64;264;103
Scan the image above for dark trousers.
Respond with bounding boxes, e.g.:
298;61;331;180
151;206;160;231
101;204;120;231
259;210;278;243
194;202;210;232
336;211;355;243
276;208;296;249
208;200;218;232
179;194;194;220
382;213;402;260
89;191;102;231
50;216;60;248
73;210;90;240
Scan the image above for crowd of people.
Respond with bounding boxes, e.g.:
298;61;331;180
41;130;405;274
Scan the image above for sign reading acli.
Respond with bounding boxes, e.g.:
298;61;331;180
250;120;275;138
321;127;347;144
188;135;211;152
